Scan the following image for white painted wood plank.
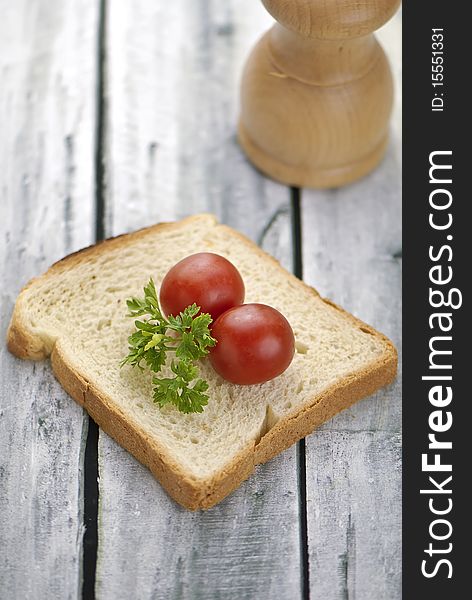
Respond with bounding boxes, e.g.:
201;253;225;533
96;1;300;598
0;1;98;597
306;431;402;598
301;14;402;600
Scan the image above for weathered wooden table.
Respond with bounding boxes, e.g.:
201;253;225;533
0;2;401;599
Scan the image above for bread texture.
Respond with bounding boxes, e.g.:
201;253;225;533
7;214;397;509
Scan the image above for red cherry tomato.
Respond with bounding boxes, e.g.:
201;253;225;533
159;253;245;320
209;303;295;385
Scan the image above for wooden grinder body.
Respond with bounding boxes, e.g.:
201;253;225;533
238;0;401;188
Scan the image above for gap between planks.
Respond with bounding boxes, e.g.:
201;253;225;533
291;187;311;600
82;0;107;598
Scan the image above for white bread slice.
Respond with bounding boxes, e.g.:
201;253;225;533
7;214;397;509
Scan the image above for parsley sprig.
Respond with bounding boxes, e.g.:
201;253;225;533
120;279;216;414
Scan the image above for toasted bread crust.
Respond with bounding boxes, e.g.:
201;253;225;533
7;214;397;510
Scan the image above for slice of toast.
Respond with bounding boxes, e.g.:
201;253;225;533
7;214;397;509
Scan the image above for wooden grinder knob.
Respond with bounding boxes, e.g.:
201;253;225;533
238;0;401;188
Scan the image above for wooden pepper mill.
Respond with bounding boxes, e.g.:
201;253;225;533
238;0;401;188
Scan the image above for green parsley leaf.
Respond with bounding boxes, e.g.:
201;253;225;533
152;363;209;414
120;278;216;414
175;331;204;361
191;313;217;352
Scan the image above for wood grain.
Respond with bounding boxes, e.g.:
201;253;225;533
238;0;401;187
0;0;98;597
262;0;400;39
96;1;301;599
301;13;402;599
